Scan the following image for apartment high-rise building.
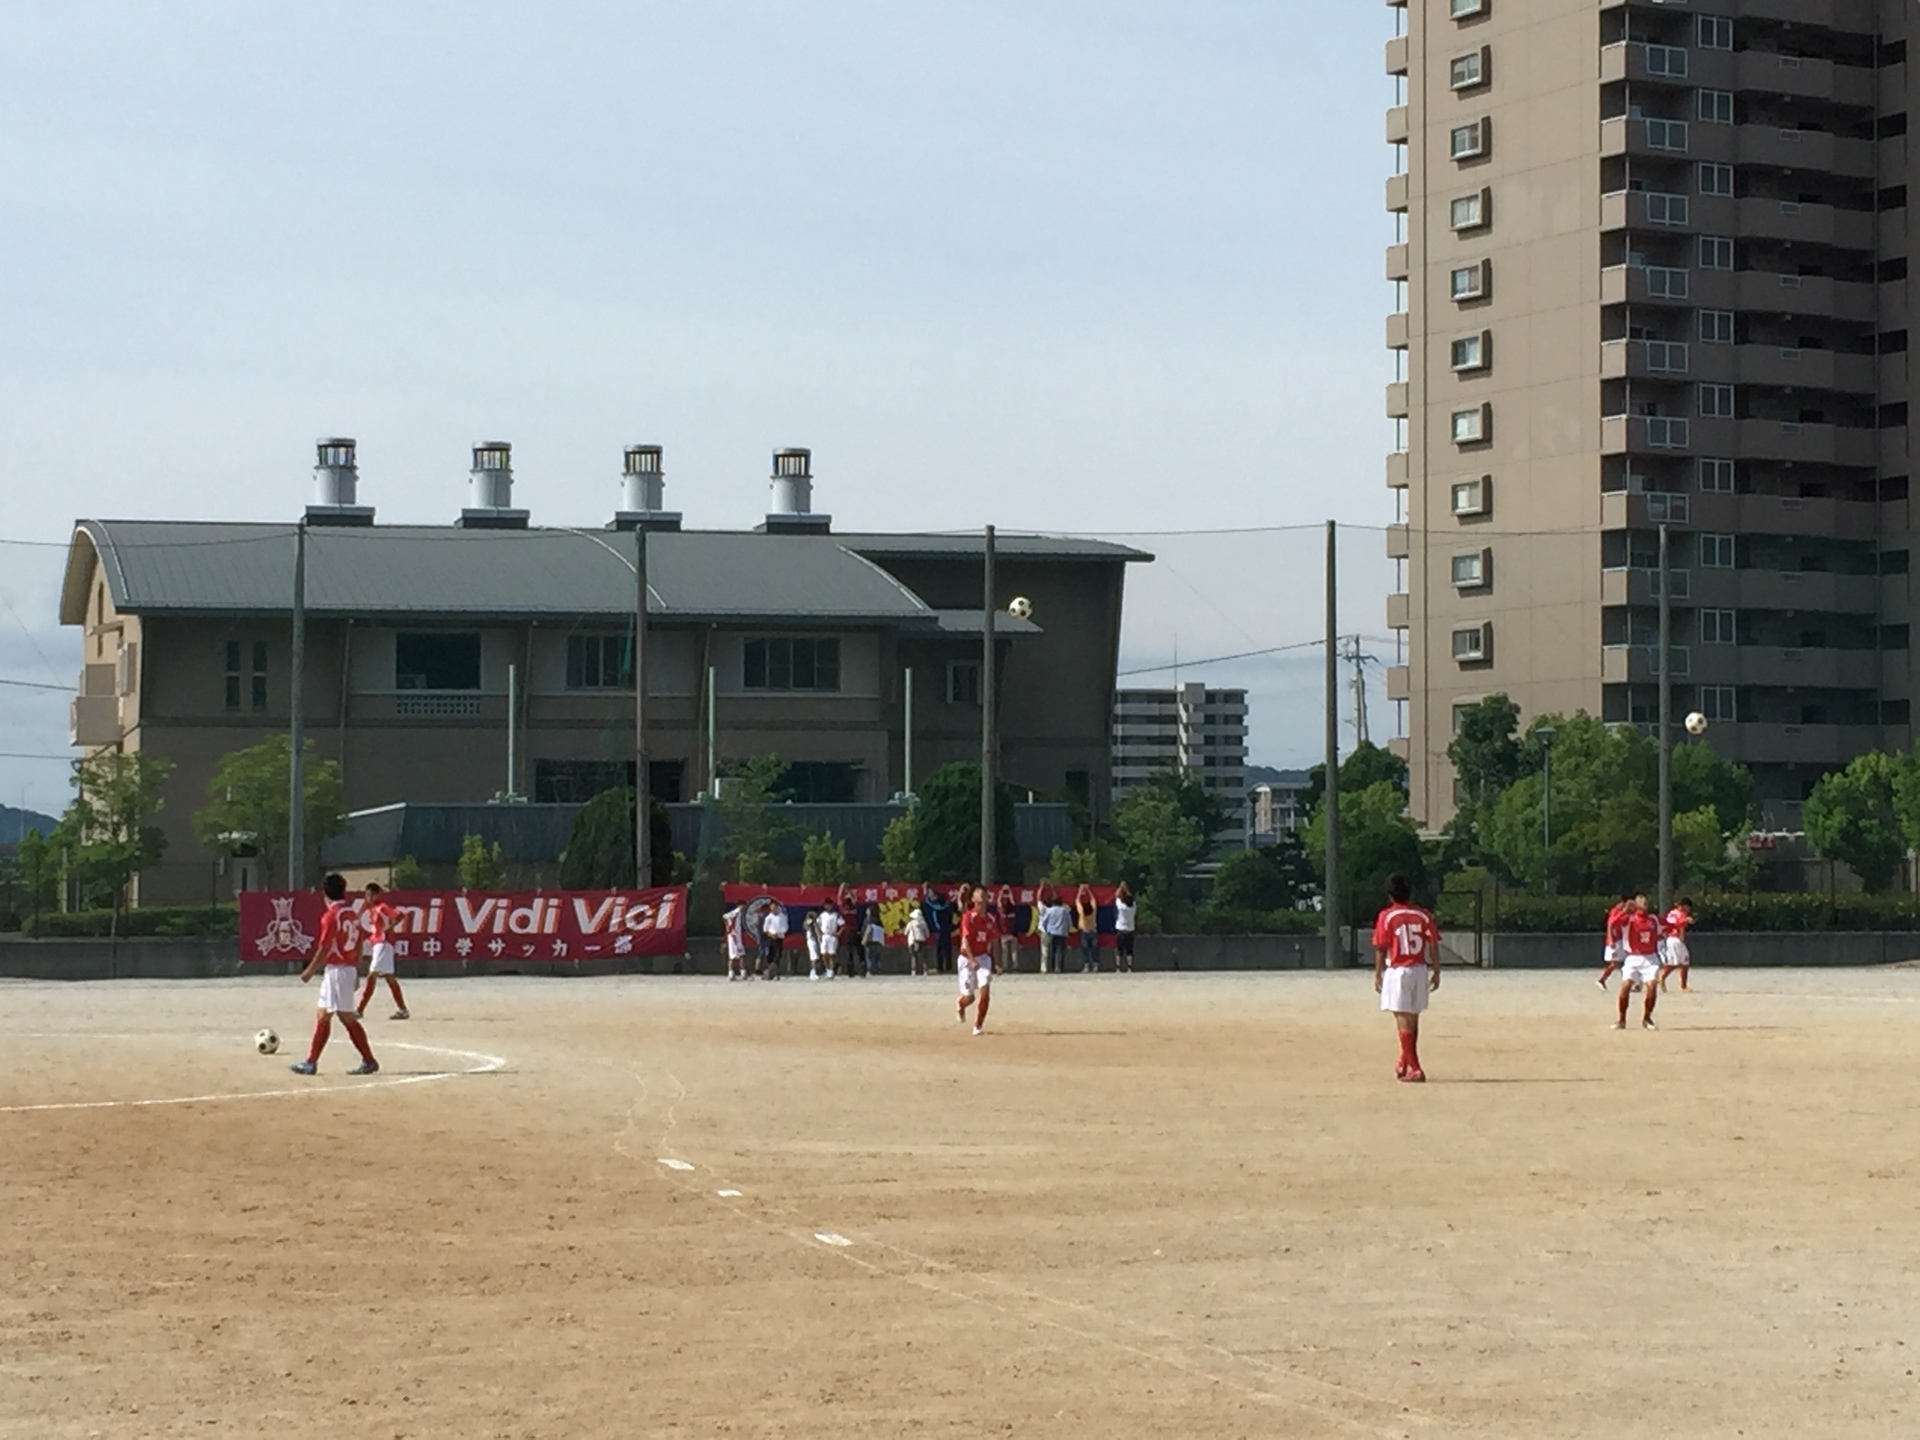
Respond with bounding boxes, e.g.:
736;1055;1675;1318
1111;682;1250;832
1385;0;1915;829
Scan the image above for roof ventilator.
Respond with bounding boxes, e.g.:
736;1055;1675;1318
306;438;375;527
612;444;682;532
758;447;832;535
458;441;530;529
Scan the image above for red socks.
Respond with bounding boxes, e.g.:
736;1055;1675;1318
342;1017;375;1064
1397;1030;1418;1070
975;990;991;1029
355;978;374;1016
308;1014;332;1064
385;977;408;1010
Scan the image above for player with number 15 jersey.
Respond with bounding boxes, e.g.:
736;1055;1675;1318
1372;875;1442;1083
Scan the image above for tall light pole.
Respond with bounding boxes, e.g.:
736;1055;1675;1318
1324;520;1341;970
634;524;652;887
980;525;998;886
1537;725;1556;892
288;519;307;891
1657;521;1673;911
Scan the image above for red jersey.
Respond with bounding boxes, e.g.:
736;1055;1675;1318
1372;902;1440;969
1605;903;1630;945
1663;907;1691;941
959;908;999;958
312;900;362;968
1622;910;1663;957
362;900;397;948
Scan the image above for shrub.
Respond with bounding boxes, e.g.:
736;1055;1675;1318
25;905;239;939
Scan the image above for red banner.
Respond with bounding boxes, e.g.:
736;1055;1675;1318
720;883;1123;947
240;888;689;963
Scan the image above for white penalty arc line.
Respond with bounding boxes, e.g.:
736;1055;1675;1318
0;1041;506;1114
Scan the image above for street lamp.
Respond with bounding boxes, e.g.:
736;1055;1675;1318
1537;725;1557;893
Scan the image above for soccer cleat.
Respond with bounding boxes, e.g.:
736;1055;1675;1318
289;1060;317;1075
1596;976;1609;989
1395;1061;1409;1080
1641;1018;1658;1030
809;970;820;981
349;1059;380;1075
824;968;834;979
391;1008;409;1020
1612;1020;1627;1030
1402;1067;1426;1083
972;1025;984;1036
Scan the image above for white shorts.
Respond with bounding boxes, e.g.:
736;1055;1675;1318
726;936;746;961
1662;938;1690;967
957;955;992;997
1622;953;1661;988
368;942;396;976
318;965;360;1014
820;935;839;957
1602;944;1619;966
1379;965;1430;1015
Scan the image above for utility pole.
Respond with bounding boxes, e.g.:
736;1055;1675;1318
288;519;307;891
980;525;998;886
1342;635;1370;747
634;525;652;887
1324;521;1341;970
1657;521;1673;911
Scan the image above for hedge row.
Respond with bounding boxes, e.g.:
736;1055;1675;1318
22;905;240;939
1434;891;1920;934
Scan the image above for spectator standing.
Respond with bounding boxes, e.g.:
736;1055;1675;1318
1074;884;1101;973
1038;890;1071;974
924;888;957;971
994;884;1022;974
905;903;932;976
1112;883;1137;973
759;903;789;979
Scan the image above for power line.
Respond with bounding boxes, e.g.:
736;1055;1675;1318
0;677;73;693
1118;640;1324;676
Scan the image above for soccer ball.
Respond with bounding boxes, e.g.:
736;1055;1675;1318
1007;596;1033;620
1684;711;1709;736
255;1029;279;1055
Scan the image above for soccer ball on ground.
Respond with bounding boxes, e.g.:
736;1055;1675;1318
255;1029;280;1055
1684;711;1709;736
1007;596;1033;620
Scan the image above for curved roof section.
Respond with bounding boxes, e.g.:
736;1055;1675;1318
63;522;957;625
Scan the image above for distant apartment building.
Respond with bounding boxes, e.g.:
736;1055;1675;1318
1111;682;1249;830
1385;0;1918;830
1250;769;1314;841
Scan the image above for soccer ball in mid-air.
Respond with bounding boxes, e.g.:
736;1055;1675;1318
1007;596;1033;620
1684;711;1709;736
255;1029;280;1055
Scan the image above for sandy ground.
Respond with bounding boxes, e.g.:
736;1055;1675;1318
1;966;1917;1438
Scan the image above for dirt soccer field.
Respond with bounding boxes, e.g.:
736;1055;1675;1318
1;968;1916;1439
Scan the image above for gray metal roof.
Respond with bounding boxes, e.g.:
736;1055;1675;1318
838;532;1151;562
63;521;955;625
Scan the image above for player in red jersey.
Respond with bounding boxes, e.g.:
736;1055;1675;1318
1596;891;1633;989
355;882;410;1020
1659;897;1694;992
956;886;1000;1036
292;873;379;1075
1372;874;1442;1083
1614;893;1665;1030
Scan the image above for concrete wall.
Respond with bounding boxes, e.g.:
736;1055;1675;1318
1485;931;1920;969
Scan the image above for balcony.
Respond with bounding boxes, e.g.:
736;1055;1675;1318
1385;243;1408;281
1601;491;1694;532
70;695;120;748
1600;568;1693;606
1385;665;1411;702
1599;42;1694;88
1729;569;1879;612
1386;593;1410;630
1600;115;1689;160
1736;646;1879;689
1699;345;1877;394
1734;271;1876;323
1385;312;1408;348
1601;415;1691;454
1385;35;1408;77
1385;524;1410;559
1685;491;1879;541
1386;452;1408;488
1601;190;1700;235
1386;106;1409;144
1718;125;1876;179
1386;173;1408;212
1600;264;1693;308
1386;382;1409;418
1739;1;1878;43
1603;645;1692;682
1602;338;1691;381
1734;197;1873;251
1711;723;1883;767
1730;419;1877;468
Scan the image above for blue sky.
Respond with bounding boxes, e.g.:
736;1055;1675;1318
0;2;1396;816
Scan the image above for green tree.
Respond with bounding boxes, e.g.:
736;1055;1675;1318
711;755;796;872
1804;751;1905;893
913;762;1020;882
1305;781;1427;926
880;810;919;879
735;850;775;884
457;834;508;890
57;750;174;917
1303;741;1409;818
1441;694;1523;866
1113;790;1206;928
1208;841;1307;915
193;736;348;887
390;854;430;889
14;828;59;923
801;830;851;886
558;788;676;888
1047;844;1104;886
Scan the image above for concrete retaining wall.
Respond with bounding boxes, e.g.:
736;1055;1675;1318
1485;931;1920;969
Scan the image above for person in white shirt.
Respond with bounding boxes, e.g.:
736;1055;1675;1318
1112;883;1137;973
1037;891;1072;974
759;904;790;979
905;906;931;975
723;903;748;981
815;902;843;980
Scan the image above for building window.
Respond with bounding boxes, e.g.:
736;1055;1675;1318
1645;266;1689;300
1696;90;1734;125
1449;50;1486;90
1450;190;1488;231
565;634;632;689
1451;477;1490;516
1645;417;1691;449
1701;686;1737;722
1698;236;1734;270
1700;609;1738;645
1645;44;1688;78
1698;383;1735;418
1699;162;1734;197
744;637;841;692
224;640;242;711
1697;16;1733;50
1450;260;1489;301
1645;192;1689;227
1644;118;1688;152
779;761;859;804
395;633;481;691
250;641;269;711
1699;310;1734;344
1644;340;1688;373
1450;333;1488;371
1451;624;1490;663
1450;0;1486;17
1450;120;1488;160
1699;458;1735;492
1700;533;1736;568
1451;405;1489;444
1451;551;1488;588
947;659;981;705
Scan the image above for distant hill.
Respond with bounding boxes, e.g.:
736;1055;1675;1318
1245;764;1312;789
0;804;60;845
